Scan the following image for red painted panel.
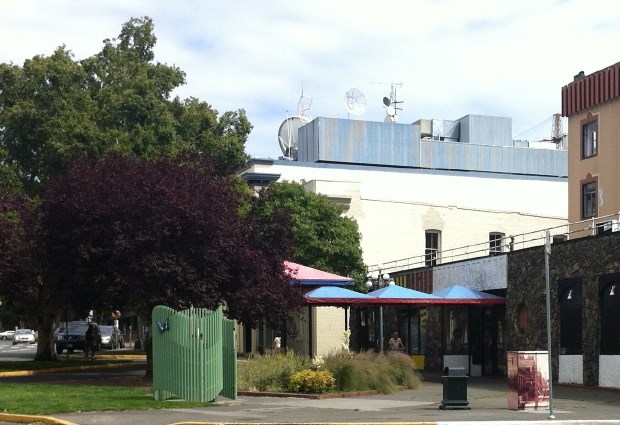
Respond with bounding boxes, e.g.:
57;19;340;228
561;86;568;116
594;73;600;104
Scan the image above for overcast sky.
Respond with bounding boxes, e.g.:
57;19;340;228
2;1;619;159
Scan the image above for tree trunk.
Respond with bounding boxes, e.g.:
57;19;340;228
34;310;58;361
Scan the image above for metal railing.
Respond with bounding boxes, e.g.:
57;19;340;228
369;212;620;275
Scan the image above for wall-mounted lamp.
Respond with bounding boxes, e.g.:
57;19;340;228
567;289;573;300
611;285;616;296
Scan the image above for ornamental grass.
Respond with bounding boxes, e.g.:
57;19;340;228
238;350;421;394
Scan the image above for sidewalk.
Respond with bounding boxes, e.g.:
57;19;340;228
2;372;620;425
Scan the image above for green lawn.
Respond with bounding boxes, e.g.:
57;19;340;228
0;355;212;414
0;383;211;415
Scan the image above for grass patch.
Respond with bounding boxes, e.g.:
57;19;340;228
0;383;210;415
237;352;312;391
0;359;132;372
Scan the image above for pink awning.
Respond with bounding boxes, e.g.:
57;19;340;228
285;261;355;286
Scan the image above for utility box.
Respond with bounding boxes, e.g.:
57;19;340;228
440;367;470;410
507;351;549;410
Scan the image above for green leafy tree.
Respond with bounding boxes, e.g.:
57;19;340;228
254;181;367;288
0;16;270;361
0;16;251;195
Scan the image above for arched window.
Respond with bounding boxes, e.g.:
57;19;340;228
516;303;528;333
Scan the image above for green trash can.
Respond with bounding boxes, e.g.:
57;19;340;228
439;367;471;410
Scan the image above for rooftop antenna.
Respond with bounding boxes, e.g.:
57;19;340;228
344;88;367;118
382;82;403;123
297;82;313;123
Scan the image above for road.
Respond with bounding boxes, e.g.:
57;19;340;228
0;339;37;361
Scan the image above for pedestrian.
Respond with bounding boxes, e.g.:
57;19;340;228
85;324;98;359
272;335;281;354
388;331;405;352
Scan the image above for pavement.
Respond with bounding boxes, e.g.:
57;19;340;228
1;363;620;425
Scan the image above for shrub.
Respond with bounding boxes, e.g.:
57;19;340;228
237;353;311;392
322;350;421;394
289;369;336;393
237;350;421;394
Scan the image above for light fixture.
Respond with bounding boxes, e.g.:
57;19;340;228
567;289;573;300
611;285;616;296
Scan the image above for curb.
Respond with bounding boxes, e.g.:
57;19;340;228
169;423;438;425
238;389;380;399
0;412;78;425
0;359;135;378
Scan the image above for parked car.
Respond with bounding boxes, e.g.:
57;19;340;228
12;329;35;345
55;321;101;354
0;330;15;340
99;325;124;349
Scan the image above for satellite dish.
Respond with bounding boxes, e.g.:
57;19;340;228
344;88;367;117
278;116;303;160
386;105;396;116
383;96;391;107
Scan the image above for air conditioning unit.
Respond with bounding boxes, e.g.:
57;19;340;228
595;220;620;235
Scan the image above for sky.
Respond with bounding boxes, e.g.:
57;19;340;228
2;0;619;159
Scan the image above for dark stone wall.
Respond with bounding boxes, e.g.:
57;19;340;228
424;307;443;372
351;232;620;381
506;232;620;385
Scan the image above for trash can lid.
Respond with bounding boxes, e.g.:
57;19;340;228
445;367;467;376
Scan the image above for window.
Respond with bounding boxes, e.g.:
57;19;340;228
425;230;440;266
516;303;529;332
443;306;468;354
552;235;568;243
489;232;504;255
581;181;597;219
581;118;597;159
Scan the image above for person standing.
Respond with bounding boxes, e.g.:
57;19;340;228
272;335;281;354
85;324;97;359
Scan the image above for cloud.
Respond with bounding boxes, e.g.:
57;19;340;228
2;0;620;158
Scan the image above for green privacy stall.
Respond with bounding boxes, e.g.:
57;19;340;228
152;305;237;402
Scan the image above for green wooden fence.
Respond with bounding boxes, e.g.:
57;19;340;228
152;305;237;402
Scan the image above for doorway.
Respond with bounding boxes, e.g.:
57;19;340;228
470;306;505;376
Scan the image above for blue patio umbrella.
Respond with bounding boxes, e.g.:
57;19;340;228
304;286;373;305
432;284;505;304
365;283;440;354
304;286;373;333
366;283;441;304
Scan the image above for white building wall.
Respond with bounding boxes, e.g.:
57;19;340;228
245;162;568;268
313;306;346;357
559;355;583;384
599;355;620;389
434;256;507;291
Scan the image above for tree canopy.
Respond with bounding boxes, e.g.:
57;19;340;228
40;154;301;327
253;181;367;288
0;16;251;195
0;154;303;360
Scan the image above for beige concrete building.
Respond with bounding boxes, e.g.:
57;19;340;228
563;63;620;237
239;114;569;358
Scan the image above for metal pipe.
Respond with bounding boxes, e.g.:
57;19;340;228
544;229;555;419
